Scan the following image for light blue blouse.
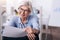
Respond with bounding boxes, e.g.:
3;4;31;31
5;15;40;30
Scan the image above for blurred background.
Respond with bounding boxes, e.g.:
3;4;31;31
0;0;60;40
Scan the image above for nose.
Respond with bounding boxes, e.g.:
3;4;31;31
22;11;25;14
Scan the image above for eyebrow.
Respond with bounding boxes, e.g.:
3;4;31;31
18;5;31;12
20;7;29;11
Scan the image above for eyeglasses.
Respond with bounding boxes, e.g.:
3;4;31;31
19;8;31;12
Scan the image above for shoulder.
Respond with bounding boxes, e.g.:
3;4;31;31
29;15;38;20
9;15;19;22
28;15;39;23
12;15;19;19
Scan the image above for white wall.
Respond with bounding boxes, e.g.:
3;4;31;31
49;0;60;27
0;6;2;40
40;0;52;25
0;0;6;40
34;0;60;27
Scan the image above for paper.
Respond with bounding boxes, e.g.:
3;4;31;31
2;26;27;37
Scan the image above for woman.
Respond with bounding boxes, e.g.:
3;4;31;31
2;1;40;40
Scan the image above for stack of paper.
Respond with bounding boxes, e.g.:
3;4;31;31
2;26;27;37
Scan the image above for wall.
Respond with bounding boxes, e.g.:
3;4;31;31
0;1;1;38
39;0;60;27
0;0;6;40
49;0;60;27
42;0;52;26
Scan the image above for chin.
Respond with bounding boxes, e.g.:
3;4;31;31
22;16;25;17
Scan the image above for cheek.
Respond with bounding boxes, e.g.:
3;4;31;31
25;13;30;16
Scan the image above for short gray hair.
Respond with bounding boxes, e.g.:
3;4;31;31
18;1;32;12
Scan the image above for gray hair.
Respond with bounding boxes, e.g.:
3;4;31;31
18;1;32;12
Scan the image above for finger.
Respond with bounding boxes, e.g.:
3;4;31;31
27;34;33;40
29;34;35;40
27;34;32;40
27;33;35;40
31;34;36;40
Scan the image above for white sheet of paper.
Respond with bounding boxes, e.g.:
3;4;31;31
2;26;27;37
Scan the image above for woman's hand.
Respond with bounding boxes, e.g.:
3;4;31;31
27;33;36;40
25;27;33;34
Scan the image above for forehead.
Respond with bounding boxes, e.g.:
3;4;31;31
19;5;29;10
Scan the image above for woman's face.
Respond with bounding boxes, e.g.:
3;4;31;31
18;5;31;18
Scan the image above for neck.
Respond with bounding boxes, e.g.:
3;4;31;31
21;17;27;21
21;17;27;24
